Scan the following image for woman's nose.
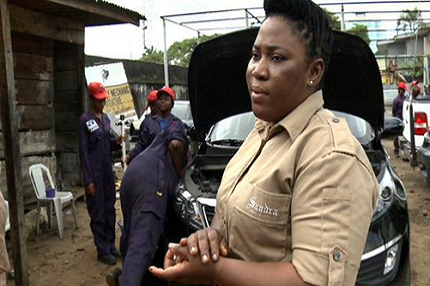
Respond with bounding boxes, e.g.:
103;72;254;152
252;59;268;80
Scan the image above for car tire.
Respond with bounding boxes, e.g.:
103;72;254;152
426;167;430;187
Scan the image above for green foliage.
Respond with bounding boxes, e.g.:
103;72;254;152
397;7;422;34
323;8;341;30
140;34;219;67
346;24;370;45
140;46;164;64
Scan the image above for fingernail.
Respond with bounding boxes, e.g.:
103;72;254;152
149;267;154;272
202;254;208;263
190;246;197;254
212;253;218;261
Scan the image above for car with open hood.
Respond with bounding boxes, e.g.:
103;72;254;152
174;28;410;286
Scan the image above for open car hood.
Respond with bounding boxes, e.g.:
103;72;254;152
188;28;384;141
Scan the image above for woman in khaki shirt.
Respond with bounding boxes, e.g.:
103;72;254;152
150;0;378;285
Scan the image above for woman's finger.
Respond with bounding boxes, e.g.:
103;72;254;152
196;230;210;264
187;233;199;255
207;228;220;262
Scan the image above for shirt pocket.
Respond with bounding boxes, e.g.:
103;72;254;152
228;182;291;262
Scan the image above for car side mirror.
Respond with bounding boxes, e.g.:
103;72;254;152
383;116;403;138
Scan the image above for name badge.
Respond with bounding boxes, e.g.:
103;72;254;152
86;119;99;133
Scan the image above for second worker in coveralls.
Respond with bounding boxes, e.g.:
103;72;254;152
125;86;184;164
114;88;189;286
79;82;123;265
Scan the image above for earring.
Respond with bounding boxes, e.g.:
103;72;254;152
309;80;314;86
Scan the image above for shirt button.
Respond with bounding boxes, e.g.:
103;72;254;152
332;118;340;123
333;251;342;262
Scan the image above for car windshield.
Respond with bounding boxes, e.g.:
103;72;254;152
332;110;374;145
172;102;192;122
207;112;255;144
207;111;374;146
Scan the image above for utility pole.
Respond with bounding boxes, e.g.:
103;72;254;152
424;35;429;87
341;3;346;31
162;17;169;86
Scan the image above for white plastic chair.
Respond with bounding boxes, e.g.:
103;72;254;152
4;200;10;232
29;164;78;238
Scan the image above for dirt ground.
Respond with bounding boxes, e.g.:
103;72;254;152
5;138;430;286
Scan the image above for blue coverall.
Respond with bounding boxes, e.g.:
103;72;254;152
78;111;120;257
127;114;184;162
119;122;188;286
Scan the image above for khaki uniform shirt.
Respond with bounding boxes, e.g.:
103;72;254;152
216;90;379;286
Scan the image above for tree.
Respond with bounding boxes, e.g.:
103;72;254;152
140;34;219;67
347;24;370;45
140;46;164;64
323;8;341;30
397;8;422;36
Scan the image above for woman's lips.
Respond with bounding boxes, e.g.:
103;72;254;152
251;86;268;101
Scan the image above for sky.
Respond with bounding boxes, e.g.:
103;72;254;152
84;0;430;60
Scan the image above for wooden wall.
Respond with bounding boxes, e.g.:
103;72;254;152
54;42;84;188
0;33;56;204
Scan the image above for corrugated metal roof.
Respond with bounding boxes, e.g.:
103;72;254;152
9;0;145;26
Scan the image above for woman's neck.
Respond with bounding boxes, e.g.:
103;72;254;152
159;111;170;119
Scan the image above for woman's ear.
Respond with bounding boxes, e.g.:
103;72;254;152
308;58;325;87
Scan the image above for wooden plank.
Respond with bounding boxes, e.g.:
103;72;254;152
56;131;78;152
11;32;53;57
16;79;54;105
0;155;57;204
55;111;80;132
9;5;84;45
54;70;77;91
0;1;29;285
56;152;80;173
54;42;79;71
0;130;56;158
14;53;53;80
54;90;79;112
0;105;54;131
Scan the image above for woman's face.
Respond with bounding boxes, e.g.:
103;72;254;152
92;98;106;113
246;16;321;123
157;93;173;113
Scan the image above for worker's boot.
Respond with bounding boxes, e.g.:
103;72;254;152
106;267;122;286
97;253;117;265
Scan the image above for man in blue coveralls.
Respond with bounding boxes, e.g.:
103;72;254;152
106;87;188;286
79;82;123;265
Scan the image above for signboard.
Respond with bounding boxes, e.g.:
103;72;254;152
85;62;135;116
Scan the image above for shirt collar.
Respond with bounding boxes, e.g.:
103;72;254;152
256;90;324;142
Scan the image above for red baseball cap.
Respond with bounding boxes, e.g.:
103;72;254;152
147;90;158;104
88;82;109;100
398;82;407;92
157;86;176;101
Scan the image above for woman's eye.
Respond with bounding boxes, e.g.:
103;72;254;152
272;55;285;62
251;52;261;60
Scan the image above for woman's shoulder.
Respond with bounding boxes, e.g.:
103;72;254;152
298;109;363;158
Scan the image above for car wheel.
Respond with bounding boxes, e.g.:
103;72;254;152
426;167;430;187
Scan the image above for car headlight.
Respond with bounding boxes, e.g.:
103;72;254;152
373;167;395;220
174;182;203;230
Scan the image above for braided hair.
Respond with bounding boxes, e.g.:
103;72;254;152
264;0;333;84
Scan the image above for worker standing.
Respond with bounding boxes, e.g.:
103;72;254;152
78;82;123;265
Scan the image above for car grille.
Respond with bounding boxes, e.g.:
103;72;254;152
357;251;386;282
201;205;215;226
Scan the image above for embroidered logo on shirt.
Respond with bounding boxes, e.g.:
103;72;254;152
86;119;99;133
246;197;278;217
